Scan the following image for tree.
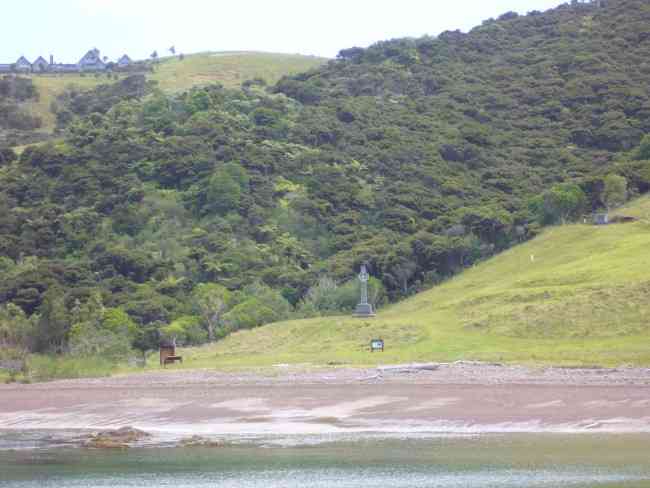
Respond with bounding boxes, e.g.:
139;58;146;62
337;47;365;61
36;289;69;353
602;175;627;211
66;293;133;360
132;324;160;363
637;134;650;160
388;259;417;295
161;316;206;345
103;307;138;338
0;147;16;166
297;276;339;316
531;183;587;225
193;283;232;341
150;51;159;63
0;303;35;351
205;162;250;214
169;46;176;56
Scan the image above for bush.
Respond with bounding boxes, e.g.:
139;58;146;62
222;282;292;332
68;323;133;361
298;276;385;317
26;355;117;382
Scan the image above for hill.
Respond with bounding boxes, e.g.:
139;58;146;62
150;51;328;94
2;0;650;367
5;51;327;135
194;196;650;368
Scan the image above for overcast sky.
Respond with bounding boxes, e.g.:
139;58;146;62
3;0;565;63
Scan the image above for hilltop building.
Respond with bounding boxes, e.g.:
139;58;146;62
0;49;136;74
32;56;49;72
117;55;132;67
78;48;106;71
15;56;32;72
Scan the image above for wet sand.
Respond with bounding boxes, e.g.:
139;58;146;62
1;363;649;436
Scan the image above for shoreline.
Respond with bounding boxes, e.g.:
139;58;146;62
2;363;650;444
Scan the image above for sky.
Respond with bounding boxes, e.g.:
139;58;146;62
1;0;565;63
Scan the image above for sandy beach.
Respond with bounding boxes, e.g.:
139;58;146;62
1;363;650;439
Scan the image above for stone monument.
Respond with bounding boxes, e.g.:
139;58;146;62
354;264;376;317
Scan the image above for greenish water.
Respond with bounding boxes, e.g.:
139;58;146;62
1;434;649;487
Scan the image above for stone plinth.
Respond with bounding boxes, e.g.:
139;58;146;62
354;303;375;317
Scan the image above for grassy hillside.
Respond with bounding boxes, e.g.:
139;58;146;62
150;51;327;93
179;197;650;368
18;52;326;132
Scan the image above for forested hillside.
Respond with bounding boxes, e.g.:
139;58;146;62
2;0;650;363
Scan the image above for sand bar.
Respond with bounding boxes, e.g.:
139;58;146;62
1;363;649;436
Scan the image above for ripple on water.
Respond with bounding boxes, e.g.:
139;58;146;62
3;468;649;488
1;433;649;488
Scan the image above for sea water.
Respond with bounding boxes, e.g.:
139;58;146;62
1;433;649;487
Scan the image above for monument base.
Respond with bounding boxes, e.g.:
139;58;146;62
354;303;376;317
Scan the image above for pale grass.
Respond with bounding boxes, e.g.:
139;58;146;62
150;51;326;93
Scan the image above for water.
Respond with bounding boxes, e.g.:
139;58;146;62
1;434;649;487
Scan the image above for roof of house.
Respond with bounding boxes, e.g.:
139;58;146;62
118;54;132;62
79;48;105;65
16;56;31;65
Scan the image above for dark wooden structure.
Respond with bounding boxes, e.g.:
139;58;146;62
159;340;183;367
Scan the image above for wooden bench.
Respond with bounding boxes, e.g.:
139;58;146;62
163;355;183;367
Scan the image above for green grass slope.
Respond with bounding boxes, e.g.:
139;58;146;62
184;197;650;368
150;51;327;93
19;51;326;133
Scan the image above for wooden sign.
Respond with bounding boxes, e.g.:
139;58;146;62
370;339;384;352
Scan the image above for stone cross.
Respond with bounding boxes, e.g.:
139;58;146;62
358;264;369;305
354;264;375;317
